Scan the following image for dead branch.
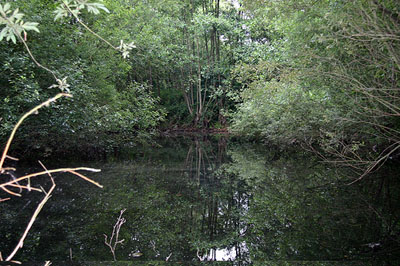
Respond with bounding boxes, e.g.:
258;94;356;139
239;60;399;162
0;95;103;264
6;155;19;161
104;209;126;261
5;173;56;262
0;167;102;196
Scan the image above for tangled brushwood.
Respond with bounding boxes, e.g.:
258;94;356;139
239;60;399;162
0;93;103;264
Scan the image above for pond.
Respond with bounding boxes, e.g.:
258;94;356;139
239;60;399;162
1;135;400;265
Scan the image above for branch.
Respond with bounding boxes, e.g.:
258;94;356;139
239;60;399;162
5;176;56;261
104;209;126;261
0;93;72;171
1;10;59;81
62;1;118;51
0;167;102;195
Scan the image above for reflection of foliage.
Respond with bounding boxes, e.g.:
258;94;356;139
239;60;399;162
225;144;400;261
1;138;399;263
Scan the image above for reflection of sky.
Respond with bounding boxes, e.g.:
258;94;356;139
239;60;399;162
207;242;248;261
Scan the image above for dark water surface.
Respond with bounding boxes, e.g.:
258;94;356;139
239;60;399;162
1;136;400;265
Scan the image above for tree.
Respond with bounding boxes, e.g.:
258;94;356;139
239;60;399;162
230;0;400;181
0;0;165;155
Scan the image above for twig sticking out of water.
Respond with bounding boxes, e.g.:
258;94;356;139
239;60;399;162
104;209;126;261
197;248;207;261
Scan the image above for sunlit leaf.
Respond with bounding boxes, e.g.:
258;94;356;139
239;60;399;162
10;33;16;44
3;3;10;12
0;27;8;41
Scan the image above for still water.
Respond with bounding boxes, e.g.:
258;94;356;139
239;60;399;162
1;135;400;265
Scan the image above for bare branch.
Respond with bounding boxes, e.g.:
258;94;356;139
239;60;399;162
5;181;56;261
104;209;127;261
0;93;72;171
0;167;101;195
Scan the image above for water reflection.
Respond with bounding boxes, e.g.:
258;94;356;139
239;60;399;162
203;242;248;262
0;135;399;264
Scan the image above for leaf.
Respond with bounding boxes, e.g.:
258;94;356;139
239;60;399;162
54;7;68;21
85;3;109;14
23;22;40;33
94;3;109;13
10;33;16;44
14;13;24;20
3;3;10;12
0;27;8;41
86;6;99;15
122;51;129;58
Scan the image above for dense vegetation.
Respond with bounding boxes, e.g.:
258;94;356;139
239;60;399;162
1;0;399;173
1;1;400;263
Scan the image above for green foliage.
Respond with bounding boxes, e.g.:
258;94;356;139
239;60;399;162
0;0;166;154
230;0;400;174
2;0;399;172
54;0;110;21
230;76;337;145
0;3;39;43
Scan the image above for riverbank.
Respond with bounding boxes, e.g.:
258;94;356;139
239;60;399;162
161;127;229;136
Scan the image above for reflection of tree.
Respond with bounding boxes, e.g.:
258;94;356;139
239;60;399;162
1;138;399;263
183;135;227;185
225;145;400;261
181;136;252;263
